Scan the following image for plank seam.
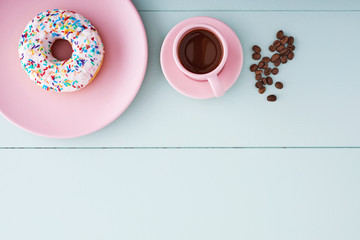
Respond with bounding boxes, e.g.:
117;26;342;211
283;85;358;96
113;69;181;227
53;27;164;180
0;147;359;150
138;10;360;12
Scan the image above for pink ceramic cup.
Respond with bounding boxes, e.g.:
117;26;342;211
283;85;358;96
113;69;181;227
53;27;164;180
173;24;228;97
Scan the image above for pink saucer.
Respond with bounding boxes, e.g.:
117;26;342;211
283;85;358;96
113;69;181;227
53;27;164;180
160;17;243;99
0;0;147;138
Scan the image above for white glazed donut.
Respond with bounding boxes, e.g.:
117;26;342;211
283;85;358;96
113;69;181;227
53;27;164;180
19;9;104;92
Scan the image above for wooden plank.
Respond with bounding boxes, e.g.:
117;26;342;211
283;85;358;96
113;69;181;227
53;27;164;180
0;149;359;240
132;0;360;11
0;11;360;147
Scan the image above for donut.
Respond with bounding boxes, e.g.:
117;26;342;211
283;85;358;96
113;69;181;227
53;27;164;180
18;9;104;92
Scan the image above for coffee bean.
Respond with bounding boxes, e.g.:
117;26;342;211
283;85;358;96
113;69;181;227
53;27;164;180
258;61;265;69
252;53;261;60
258;87;266;94
250;64;258;72
262;57;271;63
275;82;283;89
288;36;294;44
273;40;281;47
276;44;285;52
280;36;288;45
267;95;277;102
288;51;294;60
264;68;272;76
272;68;279;75
279;48;288;55
255;81;263;88
250;30;295;102
274;59;281;67
252;45;261;53
271;53;280;62
255;73;262;80
287;45;295;51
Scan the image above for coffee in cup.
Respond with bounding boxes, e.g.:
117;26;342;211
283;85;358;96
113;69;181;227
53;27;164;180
178;29;223;74
173;24;228;97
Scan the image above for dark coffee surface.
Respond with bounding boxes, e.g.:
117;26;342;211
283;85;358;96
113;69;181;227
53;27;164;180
178;29;222;74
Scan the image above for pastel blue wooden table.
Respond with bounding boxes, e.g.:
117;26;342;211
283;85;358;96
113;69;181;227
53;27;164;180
1;1;360;239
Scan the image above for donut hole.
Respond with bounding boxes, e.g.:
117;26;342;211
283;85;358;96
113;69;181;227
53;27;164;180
51;39;73;61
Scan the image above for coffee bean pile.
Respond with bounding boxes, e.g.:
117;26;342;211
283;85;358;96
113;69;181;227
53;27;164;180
250;30;295;102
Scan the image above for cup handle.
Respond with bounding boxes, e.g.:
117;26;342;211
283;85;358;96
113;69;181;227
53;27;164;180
207;75;225;97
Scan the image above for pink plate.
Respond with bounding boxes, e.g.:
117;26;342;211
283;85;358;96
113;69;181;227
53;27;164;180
161;17;243;99
0;0;148;138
